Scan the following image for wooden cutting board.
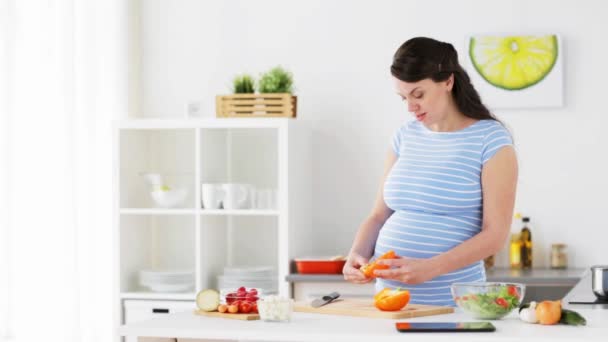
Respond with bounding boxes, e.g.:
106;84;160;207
193;309;260;320
294;298;453;319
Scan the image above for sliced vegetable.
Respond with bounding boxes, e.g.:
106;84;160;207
374;288;410;311
360;250;397;278
196;289;220;312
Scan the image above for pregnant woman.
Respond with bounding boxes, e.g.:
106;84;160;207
343;37;518;306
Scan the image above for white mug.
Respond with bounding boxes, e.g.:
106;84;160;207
201;183;223;209
222;183;250;209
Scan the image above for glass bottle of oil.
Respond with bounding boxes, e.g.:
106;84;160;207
520;217;533;269
509;233;522;269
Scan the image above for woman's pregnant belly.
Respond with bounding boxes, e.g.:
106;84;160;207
373;210;486;306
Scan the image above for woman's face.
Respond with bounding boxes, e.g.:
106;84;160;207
393;76;453;125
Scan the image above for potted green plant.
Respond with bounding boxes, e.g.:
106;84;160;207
216;67;297;118
258;66;294;94
232;74;255;94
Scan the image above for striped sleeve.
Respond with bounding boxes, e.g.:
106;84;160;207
391;127;402;156
391;123;409;156
482;123;513;164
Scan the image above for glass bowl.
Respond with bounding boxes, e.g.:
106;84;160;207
150;188;188;208
220;287;262;305
451;282;525;319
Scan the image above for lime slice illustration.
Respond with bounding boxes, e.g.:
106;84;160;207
469;35;558;90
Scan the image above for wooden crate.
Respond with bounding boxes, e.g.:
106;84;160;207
216;93;297;118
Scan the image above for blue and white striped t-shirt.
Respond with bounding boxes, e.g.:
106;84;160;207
374;119;513;306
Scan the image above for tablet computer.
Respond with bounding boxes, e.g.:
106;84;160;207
395;322;496;332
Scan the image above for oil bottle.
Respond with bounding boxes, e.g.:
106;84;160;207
520;217;533;269
509;233;522;269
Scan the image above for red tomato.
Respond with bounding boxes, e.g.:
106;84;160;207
225;293;236;304
252;302;258;313
507;285;519;298
245;293;259;302
239;301;253;314
495;298;509;308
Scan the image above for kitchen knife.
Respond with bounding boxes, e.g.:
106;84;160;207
310;292;340;308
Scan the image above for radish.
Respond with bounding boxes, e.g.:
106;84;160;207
196;289;220;312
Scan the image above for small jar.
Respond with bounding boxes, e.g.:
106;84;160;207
550;244;568;269
257;295;293;322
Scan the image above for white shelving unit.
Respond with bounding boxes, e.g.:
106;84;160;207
114;118;311;340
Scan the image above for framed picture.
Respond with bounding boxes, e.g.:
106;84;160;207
465;34;563;109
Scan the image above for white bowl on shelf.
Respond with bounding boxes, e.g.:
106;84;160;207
150;188;188;208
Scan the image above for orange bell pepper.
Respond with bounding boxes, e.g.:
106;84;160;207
374;288;410;311
359;250;397;278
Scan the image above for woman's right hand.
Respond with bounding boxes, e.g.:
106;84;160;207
343;252;373;284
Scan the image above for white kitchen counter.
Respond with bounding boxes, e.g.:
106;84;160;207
120;270;607;342
119;308;605;342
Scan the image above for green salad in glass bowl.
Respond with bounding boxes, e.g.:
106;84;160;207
451;282;525;319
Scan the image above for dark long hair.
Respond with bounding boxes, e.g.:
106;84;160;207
391;37;498;122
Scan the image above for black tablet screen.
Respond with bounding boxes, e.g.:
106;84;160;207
396;322;495;332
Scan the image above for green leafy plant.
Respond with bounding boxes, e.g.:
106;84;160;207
258;66;294;94
232;74;255;94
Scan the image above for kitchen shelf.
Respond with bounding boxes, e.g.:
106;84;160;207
114;118;312;341
120;292;196;301
199;209;279;216
120;209;280;216
118;128;195;209
120;208;197;215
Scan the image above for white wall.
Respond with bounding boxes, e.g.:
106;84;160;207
135;0;608;268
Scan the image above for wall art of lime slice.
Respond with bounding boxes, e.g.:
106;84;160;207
469;35;558;90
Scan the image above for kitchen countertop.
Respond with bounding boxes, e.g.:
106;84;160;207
564;269;608;309
286;267;586;285
120;270;606;342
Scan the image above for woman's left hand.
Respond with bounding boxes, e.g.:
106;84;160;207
373;257;440;284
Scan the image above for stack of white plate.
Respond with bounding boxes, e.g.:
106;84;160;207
139;270;195;293
217;266;277;294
